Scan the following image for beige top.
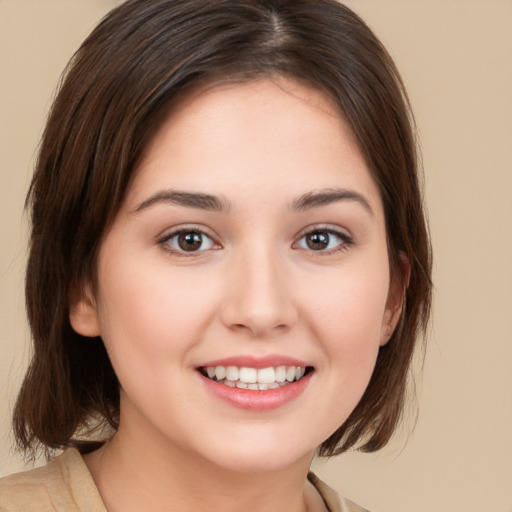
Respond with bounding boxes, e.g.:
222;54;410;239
0;448;369;512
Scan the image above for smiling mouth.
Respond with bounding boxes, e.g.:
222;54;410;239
199;365;313;391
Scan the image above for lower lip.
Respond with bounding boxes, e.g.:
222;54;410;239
199;372;312;411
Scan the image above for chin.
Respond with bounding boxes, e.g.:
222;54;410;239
192;428;318;474
209;449;311;474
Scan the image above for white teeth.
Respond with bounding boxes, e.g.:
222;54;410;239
215;366;226;380
286;366;297;382
239;367;257;383
257;382;281;390
257;367;276;384
203;364;308;389
275;366;287;383
225;366;239;381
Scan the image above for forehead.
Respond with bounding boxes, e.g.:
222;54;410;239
124;77;382;217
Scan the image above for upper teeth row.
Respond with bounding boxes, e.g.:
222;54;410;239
205;366;306;384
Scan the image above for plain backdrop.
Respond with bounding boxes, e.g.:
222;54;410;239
1;2;511;512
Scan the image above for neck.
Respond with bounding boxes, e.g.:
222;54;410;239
84;425;321;512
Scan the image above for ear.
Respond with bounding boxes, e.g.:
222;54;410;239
379;253;410;346
69;281;101;337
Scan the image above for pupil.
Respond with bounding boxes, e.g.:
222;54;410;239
178;232;202;251
307;231;329;250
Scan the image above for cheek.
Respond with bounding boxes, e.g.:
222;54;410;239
94;253;220;369
306;265;390;342
323;289;384;381
301;260;390;393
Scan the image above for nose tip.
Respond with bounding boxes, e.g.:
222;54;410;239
220;253;297;338
225;304;294;338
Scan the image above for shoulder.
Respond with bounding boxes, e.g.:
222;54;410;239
0;462;54;512
308;471;372;512
0;448;106;512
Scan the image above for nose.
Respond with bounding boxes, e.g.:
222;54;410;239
220;246;298;338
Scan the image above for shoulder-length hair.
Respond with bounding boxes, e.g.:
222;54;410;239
14;0;432;459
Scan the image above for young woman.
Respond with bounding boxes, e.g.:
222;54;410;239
0;1;432;511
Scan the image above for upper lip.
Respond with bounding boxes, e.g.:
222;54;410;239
198;355;311;369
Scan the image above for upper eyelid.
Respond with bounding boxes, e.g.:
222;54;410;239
294;224;352;240
158;225;218;241
292;226;354;252
156;223;353;247
158;228;222;257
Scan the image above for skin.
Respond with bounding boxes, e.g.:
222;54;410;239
70;77;403;512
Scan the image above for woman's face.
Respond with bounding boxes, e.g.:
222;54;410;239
71;78;400;472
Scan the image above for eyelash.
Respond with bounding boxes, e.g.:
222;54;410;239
157;225;353;257
158;227;220;256
293;226;353;255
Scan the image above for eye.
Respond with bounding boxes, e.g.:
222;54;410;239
295;229;350;252
161;229;217;254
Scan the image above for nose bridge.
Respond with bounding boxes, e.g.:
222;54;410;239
221;239;297;336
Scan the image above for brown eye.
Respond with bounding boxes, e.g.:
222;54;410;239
296;229;350;252
305;231;330;250
178;232;203;251
163;230;215;253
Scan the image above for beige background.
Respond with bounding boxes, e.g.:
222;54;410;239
1;1;511;511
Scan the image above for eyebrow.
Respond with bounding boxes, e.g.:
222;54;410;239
133;187;373;216
291;188;374;216
134;190;230;213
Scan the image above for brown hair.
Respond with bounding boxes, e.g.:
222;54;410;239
14;0;432;459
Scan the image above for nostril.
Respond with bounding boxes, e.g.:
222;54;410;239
228;321;291;337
